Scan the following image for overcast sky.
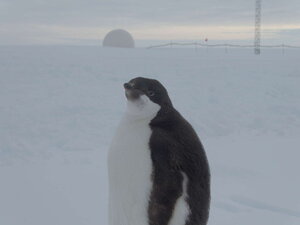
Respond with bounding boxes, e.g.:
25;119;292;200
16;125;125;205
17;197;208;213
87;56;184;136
1;0;300;45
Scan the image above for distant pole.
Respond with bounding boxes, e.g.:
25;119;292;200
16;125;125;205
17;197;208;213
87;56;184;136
282;43;285;55
225;44;228;54
254;0;262;55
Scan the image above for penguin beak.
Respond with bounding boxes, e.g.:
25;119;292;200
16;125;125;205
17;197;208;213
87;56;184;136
124;83;143;101
124;83;132;90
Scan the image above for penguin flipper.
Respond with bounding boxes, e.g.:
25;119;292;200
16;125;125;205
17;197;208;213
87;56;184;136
147;150;184;225
148;175;184;225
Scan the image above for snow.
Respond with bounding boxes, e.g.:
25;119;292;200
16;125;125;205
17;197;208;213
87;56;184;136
0;46;299;225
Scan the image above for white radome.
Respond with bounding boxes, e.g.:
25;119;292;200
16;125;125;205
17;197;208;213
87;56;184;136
103;29;135;48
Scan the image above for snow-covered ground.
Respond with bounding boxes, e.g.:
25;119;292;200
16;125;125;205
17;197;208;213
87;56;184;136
0;46;299;225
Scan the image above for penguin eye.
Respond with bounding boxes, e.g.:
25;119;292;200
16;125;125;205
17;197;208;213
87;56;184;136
147;90;155;97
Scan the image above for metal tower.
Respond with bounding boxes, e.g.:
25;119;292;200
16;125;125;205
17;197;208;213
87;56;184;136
254;0;262;55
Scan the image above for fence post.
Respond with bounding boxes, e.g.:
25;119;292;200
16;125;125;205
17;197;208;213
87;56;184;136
282;44;285;55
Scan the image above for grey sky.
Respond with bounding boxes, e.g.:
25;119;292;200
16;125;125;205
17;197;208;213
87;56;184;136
1;0;300;45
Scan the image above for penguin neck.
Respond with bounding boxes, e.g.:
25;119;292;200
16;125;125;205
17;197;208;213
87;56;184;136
149;104;178;128
125;95;161;121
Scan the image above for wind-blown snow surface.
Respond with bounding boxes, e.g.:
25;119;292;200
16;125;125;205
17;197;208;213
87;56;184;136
0;46;299;225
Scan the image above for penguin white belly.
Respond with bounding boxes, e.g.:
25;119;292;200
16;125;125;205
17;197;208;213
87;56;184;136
108;115;154;225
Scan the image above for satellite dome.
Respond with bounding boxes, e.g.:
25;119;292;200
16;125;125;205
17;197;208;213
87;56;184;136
103;29;135;48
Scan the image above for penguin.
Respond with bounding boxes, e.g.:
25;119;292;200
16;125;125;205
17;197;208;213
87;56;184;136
108;77;210;225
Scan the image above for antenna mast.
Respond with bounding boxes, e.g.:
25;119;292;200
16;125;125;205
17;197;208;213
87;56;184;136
254;0;262;55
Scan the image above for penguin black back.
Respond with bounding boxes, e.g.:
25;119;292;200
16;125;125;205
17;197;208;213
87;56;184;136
126;77;211;225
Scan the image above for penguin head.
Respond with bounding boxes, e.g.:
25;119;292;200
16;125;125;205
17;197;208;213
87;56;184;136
124;77;172;106
123;77;172;116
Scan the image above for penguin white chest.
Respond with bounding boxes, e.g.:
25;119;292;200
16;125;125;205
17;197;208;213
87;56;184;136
108;117;153;225
108;96;160;225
